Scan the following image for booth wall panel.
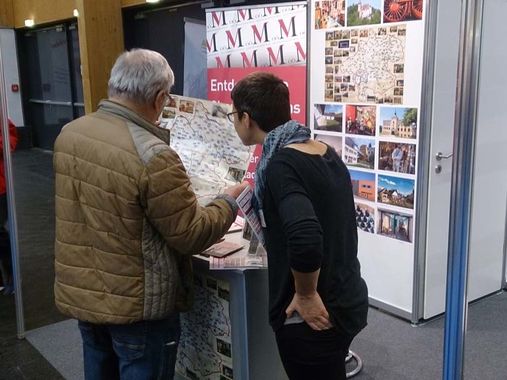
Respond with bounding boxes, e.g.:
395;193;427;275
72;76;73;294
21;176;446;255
0;0;13;27
0;29;24;126
422;0;461;320
467;0;507;301
309;0;424;317
76;0;124;113
13;0;75;28
121;0;146;7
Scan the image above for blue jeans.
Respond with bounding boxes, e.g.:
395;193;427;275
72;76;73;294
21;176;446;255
78;314;180;380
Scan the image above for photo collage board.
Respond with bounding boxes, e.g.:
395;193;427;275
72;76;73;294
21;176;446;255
310;0;426;243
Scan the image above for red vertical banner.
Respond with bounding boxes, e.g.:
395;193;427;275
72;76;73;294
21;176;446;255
207;66;306;124
206;3;308;183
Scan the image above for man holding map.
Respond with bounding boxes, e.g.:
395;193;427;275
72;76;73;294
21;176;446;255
53;49;247;380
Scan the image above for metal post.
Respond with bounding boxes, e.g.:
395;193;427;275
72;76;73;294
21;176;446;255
442;0;484;378
0;41;25;338
502;193;507;288
411;0;439;324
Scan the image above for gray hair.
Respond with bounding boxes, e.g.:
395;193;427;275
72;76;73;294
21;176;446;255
108;49;174;104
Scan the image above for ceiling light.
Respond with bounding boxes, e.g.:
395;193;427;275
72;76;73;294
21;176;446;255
24;19;35;27
146;0;160;3
73;9;79;17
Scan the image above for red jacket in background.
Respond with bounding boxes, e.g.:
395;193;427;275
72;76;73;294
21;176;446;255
0;119;18;195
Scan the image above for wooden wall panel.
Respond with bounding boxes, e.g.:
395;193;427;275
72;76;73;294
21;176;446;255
12;0;152;28
121;0;146;7
121;0;197;8
0;0;14;27
13;0;75;28
77;0;124;113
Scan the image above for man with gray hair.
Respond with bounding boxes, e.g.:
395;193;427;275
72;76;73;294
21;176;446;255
53;49;246;379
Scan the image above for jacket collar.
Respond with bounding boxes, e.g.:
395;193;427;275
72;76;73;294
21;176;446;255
97;99;170;144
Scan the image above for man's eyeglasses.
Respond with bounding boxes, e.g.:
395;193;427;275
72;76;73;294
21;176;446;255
226;111;239;123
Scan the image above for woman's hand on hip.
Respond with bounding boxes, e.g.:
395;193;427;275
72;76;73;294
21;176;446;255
285;292;333;331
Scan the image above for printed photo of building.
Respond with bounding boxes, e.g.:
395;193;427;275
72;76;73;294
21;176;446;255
344;137;375;169
379;107;418;139
314;103;343;132
347;0;382;26
346;105;376;136
378;208;413;242
377;174;415;209
350;170;376;201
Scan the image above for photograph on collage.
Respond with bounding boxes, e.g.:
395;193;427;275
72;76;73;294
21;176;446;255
350;169;375;201
222;364;234;379
355;202;375;234
179;99;195;113
377;174;415;209
344;137;375;169
315;134;343;157
216;338;232;358
383;0;423;23
162;107;176;120
314;103;343;132
347;0;382;26
378;208;413;243
345;105;376;136
315;1;345;29
378;141;416;175
379;107;418;139
211;104;228;119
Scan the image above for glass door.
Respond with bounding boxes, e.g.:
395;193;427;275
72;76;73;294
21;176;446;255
15;22;83;331
20;23;82;150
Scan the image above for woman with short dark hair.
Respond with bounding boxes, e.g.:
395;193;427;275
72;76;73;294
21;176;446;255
230;72;369;380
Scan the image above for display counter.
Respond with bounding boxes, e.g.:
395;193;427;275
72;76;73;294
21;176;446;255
175;232;287;380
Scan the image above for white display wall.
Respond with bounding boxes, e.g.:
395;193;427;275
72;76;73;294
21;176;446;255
309;0;427;316
461;0;507;305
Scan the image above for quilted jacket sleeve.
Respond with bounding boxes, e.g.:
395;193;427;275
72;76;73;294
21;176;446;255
141;147;236;256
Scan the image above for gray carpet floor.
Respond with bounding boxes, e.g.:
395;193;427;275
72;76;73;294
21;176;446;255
26;319;83;380
25;291;507;380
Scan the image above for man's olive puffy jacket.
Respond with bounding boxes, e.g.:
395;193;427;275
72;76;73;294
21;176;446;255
54;100;236;324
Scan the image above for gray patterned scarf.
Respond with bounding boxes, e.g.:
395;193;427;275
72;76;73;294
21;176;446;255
253;120;311;227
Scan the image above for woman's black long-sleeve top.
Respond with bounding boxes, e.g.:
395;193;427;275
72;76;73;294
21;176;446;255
262;145;368;335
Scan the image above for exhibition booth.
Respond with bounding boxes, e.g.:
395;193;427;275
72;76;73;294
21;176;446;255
0;0;505;379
